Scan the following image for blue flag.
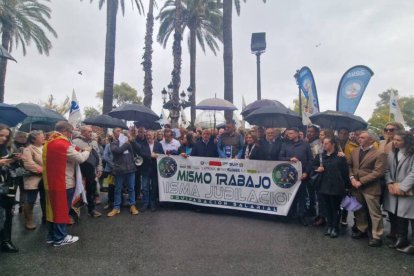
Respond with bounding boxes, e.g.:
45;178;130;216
295;66;320;115
336;65;374;114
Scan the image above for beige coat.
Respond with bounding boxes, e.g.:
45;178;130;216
22;144;43;190
65;145;90;189
348;147;387;195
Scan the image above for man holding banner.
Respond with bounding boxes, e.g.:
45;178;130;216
279;127;313;225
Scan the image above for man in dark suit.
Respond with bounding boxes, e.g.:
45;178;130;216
191;129;218;158
140;130;164;212
259;128;283;161
349;130;387;247
134;126;147;200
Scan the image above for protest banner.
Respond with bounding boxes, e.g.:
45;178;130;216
157;155;302;216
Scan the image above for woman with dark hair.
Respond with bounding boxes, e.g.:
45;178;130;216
313;136;350;238
178;133;194;157
0;124;19;252
384;130;414;255
242;131;261;160
22;130;46;229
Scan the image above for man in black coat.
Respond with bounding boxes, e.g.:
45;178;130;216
134;127;147;200
191;129;218;158
279;127;313;225
259;128;283;161
140;131;164;211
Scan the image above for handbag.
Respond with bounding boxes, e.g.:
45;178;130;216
341;195;363;212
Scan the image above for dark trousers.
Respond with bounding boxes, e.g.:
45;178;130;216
47;188;74;242
80;163;97;213
25;181;46;219
396;216;414;242
316;191;327;217
388;211;398;237
142;168;159;207
290;182;307;217
322;194;342;229
0;196;14;242
135;167;142;199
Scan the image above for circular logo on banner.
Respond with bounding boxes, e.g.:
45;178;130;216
158;156;178;178
344;82;362;99
272;163;298;189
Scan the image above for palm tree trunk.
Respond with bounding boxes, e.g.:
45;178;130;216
0;31;11;103
102;0;118;114
143;0;154;108
170;0;183;128
189;27;196;126
223;0;233;122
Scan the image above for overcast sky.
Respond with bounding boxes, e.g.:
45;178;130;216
4;0;414;122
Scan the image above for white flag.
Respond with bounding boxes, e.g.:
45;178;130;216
302;111;313;126
158;109;170;128
68;90;82;128
180;106;190;128
390;91;406;126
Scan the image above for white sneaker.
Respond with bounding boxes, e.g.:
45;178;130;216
53;235;79;247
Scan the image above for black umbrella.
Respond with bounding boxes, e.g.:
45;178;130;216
83;114;128;129
245;106;302;128
19;121;56;133
133;121;162;130
0;103;27;127
0;45;17;62
16;103;66;125
309;110;367;131
241;99;286;117
108;103;160;122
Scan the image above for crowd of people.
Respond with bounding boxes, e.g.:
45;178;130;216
0;120;413;256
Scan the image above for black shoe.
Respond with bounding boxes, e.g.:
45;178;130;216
150;205;156;212
140;205;148;212
0;241;19;253
330;228;339;238
368;239;383;247
396;244;414;255
351;230;368;239
388;237;409;249
324;227;332;236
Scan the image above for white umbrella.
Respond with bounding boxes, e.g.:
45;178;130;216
195;98;238;111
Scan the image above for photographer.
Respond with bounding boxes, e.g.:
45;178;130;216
0;124;19;253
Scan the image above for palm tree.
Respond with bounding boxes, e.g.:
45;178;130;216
142;0;156;108
85;0;144;114
169;0;183;128
158;0;223;124
222;0;265;121
0;0;57;103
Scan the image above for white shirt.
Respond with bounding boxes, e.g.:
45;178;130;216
160;138;180;153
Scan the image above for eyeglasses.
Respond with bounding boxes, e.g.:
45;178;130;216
384;128;395;132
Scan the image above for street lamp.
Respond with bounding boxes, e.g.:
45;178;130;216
251;32;266;100
161;83;192;127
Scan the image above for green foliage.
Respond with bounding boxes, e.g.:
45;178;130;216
291;95;307;113
96;82;142;107
157;0;223;54
368;89;414;129
0;0;58;55
39;94;70;115
84;106;101;119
